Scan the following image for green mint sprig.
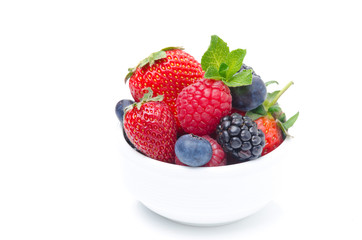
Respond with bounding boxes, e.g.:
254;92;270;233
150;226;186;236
201;35;252;87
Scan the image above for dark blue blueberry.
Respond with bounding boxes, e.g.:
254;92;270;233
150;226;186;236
115;99;134;123
230;73;267;111
238;64;260;77
175;134;213;167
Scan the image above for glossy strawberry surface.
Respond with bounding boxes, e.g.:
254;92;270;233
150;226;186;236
123;101;177;163
255;116;284;156
128;49;204;133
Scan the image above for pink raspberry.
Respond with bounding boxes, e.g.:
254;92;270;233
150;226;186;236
175;135;226;167
176;78;232;135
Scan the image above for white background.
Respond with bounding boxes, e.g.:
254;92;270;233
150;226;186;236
1;0;361;239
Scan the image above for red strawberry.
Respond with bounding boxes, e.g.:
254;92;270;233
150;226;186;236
125;47;204;133
255;116;284;156
176;78;232;136
175;135;226;167
123;88;177;163
246;81;299;156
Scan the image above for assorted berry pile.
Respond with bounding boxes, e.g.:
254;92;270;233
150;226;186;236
116;35;299;167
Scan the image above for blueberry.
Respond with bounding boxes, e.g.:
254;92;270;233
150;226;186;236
115;99;134;123
230;65;267;111
175;134;213;167
238;64;260;77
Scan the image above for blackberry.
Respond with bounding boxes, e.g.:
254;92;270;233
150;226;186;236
216;113;265;162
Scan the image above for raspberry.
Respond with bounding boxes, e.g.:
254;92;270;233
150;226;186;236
175;135;226;167
176;79;232;135
216;113;265;162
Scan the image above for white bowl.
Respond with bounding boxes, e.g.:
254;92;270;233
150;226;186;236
120;132;287;226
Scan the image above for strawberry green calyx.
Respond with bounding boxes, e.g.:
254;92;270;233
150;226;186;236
124;47;184;82
201;35;252;87
124;88;164;120
246;81;299;137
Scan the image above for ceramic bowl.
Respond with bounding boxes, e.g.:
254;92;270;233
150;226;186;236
120;133;287;226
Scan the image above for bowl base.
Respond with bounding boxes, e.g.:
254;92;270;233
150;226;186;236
140;201;269;227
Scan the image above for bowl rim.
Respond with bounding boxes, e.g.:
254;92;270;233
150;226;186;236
120;127;290;173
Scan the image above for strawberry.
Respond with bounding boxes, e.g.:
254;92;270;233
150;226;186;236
246;81;299;156
125;47;204;133
176;36;256;135
123;88;177;163
254;116;283;155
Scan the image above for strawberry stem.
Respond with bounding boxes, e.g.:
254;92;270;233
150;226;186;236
269;81;294;107
124;88;164;114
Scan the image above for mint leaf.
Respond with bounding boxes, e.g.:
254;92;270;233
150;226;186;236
224;69;253;87
204;66;223;80
252;104;267;115
245;111;263;121
201;35;229;71
265;80;279;87
225;49;246;79
283;112;299;130
219;63;229;78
